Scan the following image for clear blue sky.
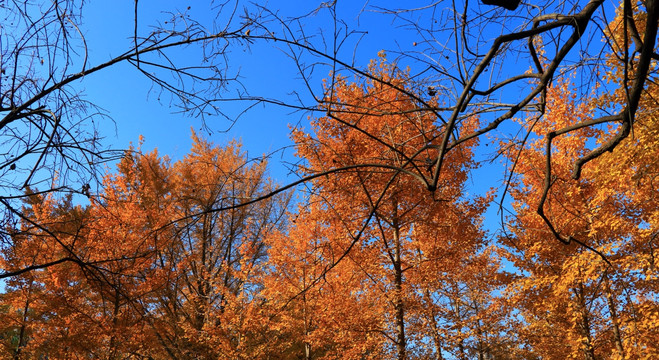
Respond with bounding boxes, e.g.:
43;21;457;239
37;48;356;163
81;1;414;167
73;0;530;237
74;0;612;237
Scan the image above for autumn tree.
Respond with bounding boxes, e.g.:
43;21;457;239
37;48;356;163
0;142;178;358
0;0;263;280
145;132;290;359
0;132;289;359
262;201;388;359
0;192;92;359
502;53;659;358
261;55;505;360
497;4;658;357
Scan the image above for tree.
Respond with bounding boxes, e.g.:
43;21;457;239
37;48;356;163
0;132;289;359
2;0;658;280
262;202;388;359
502;68;659;358
264;56;502;360
146;132;289;359
0;0;258;280
0;192;113;359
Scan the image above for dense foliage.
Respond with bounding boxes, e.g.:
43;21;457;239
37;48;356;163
1;0;658;359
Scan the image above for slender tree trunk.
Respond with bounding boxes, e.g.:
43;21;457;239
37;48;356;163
393;211;406;360
14;296;31;360
305;342;312;360
108;286;122;360
302;267;312;360
574;284;597;360
476;320;486;360
604;275;625;358
423;289;444;360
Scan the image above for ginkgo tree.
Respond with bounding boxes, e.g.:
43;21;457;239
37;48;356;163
262;55;506;360
261;201;388;359
501;50;659;358
0;132;290;359
147;132;290;359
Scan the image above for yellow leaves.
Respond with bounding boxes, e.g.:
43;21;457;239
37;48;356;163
504;58;659;357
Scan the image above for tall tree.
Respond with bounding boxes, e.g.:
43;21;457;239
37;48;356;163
147;132;289;359
267;55;501;359
262;202;388;359
0;0;261;281
502;63;659;358
0;132;289;359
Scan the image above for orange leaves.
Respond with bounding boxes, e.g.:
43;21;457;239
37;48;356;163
277;57;503;360
0;130;288;359
502;52;659;357
2;39;657;358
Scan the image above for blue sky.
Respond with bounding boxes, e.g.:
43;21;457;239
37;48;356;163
71;0;616;238
73;0;527;237
81;1;409;164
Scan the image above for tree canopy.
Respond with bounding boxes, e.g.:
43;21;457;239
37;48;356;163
1;0;658;358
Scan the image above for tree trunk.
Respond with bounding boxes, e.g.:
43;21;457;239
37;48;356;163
303;267;312;360
108;286;122;360
423;289;444;360
13;296;31;360
393;210;406;360
604;275;625;358
574;284;597;360
305;342;312;360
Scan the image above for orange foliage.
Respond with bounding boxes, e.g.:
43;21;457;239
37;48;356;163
268;56;504;360
0;132;288;359
503;65;659;358
1;10;657;358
